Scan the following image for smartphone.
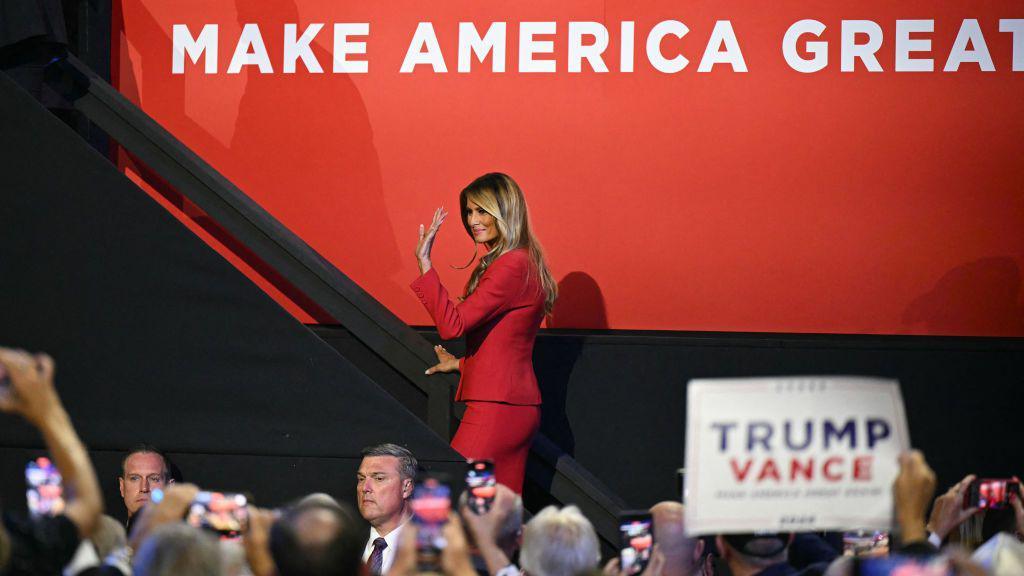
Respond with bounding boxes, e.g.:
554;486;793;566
465;459;496;515
855;554;953;576
965;478;1019;510
842;530;890;557
411;475;451;572
186;491;249;540
26;457;65;517
618;511;654;575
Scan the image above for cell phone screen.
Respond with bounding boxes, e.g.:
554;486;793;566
411;476;451;572
26;457;65;517
465;459;496;515
968;479;1019;510
186;491;249;540
842;530;890;557
618;512;654;576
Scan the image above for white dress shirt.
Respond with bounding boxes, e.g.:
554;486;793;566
362;519;408;575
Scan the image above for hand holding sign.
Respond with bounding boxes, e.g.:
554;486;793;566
892;450;935;544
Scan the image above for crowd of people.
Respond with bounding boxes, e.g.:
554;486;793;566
2;347;1022;576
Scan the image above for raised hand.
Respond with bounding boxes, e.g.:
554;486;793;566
129;483;200;549
927;474;980;541
425;345;460;375
0;348;61;427
893;450;936;544
244;507;278;576
459;483;517;575
416;207;448;275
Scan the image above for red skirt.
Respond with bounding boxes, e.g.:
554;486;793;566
451;401;541;494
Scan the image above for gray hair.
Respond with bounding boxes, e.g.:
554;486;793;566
133;523;223;576
360;443;418;480
520;505;599;576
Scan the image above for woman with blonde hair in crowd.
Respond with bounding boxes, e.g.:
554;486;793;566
412;172;556;493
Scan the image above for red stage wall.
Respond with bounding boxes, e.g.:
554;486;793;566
114;1;1024;336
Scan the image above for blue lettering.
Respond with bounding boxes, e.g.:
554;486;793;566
784;420;813;450
824;419;857;449
710;422;737;452
866;418;890;448
748;421;773;452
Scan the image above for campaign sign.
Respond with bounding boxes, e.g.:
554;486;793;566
684;377;910;535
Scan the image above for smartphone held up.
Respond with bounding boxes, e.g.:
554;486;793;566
185;491;250;540
412;475;452;573
618;511;654;576
465;459;496;515
26;457;65;517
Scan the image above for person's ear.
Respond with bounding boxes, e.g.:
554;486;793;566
402;478;413;498
119;477;125;498
167;478;175;486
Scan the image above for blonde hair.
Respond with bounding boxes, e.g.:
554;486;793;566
457;173;557;315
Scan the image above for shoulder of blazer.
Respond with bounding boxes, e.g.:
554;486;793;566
485;248;530;276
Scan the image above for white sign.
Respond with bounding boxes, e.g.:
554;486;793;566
684;377;910;535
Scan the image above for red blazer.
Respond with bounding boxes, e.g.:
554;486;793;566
410;249;544;405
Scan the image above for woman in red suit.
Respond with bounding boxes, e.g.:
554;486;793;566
411;173;557;493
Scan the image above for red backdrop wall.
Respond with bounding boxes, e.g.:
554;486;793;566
114;1;1024;336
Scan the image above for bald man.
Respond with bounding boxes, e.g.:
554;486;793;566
650;502;704;576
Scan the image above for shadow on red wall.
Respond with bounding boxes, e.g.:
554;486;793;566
537;271;608;457
116;0;404;323
903;257;1024;336
548;271;609;330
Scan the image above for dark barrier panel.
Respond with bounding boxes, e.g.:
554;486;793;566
319;327;1024;509
530;331;1024;508
0;71;464;519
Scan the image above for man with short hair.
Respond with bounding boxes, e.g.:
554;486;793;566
520;505;599;576
357;443;417;576
119;445;173;527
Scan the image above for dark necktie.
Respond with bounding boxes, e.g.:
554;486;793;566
368;536;388;576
